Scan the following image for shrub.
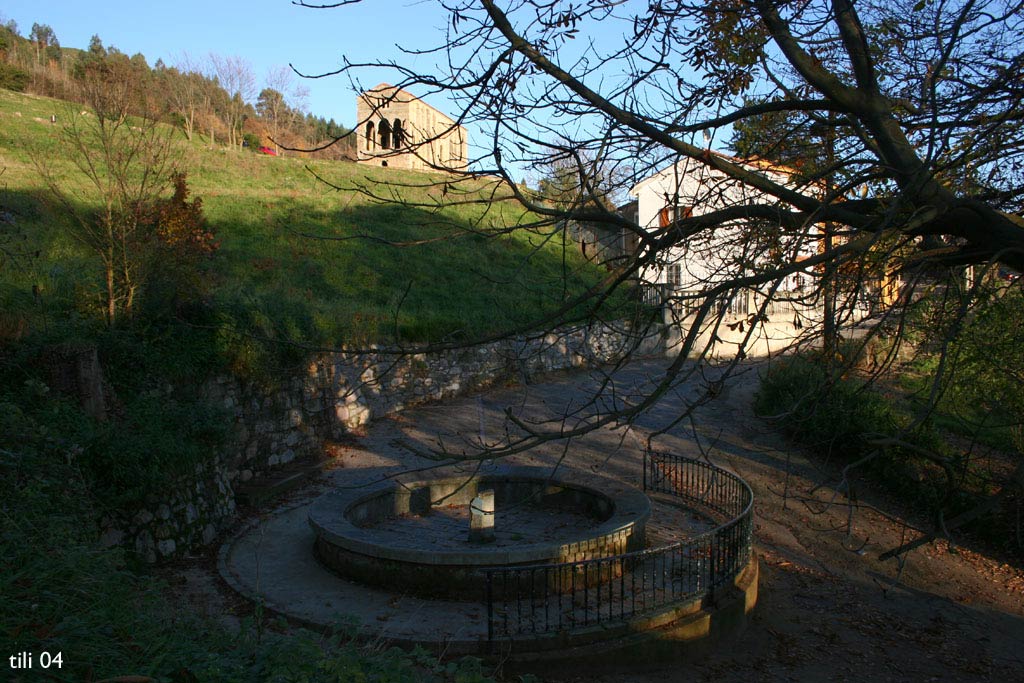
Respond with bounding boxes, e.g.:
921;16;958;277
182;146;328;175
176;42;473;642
154;172;218;259
756;353;960;510
947;288;1024;431
84;391;227;506
0;63;29;92
755;354;899;462
139;172;218;321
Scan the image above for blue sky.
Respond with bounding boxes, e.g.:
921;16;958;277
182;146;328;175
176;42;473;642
1;2;722;183
0;0;451;127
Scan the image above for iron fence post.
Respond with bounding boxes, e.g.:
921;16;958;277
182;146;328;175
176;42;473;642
486;571;494;650
642;449;648;491
708;533;717;604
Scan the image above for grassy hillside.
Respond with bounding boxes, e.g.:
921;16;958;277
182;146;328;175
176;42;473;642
0;88;619;377
1;85;636;502
0;84;634;516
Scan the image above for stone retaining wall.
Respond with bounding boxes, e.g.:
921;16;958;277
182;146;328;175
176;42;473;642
107;321;663;561
99;458;237;563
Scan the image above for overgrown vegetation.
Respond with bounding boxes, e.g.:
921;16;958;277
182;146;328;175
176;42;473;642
756;353;899;462
756;281;1023;557
755;350;947;488
902;285;1024;453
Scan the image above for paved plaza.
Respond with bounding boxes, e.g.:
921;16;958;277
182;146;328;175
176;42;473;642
219;359;738;648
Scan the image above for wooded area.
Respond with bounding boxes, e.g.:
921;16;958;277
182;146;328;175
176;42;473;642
0;18;354;158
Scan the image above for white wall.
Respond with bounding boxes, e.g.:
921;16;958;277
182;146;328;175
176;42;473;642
629;155;817;292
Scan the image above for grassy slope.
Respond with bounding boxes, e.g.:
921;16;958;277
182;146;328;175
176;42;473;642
0;84;636;528
0;88;616;361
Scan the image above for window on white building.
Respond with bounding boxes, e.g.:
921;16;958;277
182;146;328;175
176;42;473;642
667;263;682;287
658;204;693;228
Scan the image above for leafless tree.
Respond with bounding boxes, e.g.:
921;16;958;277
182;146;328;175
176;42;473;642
209;53;256;150
298;0;1024;556
258;65;309;155
33;66;178;324
167;52;210;142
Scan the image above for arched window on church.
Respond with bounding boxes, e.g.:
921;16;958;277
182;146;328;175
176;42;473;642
365;121;375;151
379;119;392;149
392;119;404;148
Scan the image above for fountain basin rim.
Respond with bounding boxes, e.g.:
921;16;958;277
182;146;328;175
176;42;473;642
307;466;651;567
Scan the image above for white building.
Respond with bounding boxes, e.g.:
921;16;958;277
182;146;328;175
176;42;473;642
629;153;819;295
628;153;823;357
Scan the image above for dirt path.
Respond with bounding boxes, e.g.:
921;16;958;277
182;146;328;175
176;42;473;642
186;359;1024;682
549;365;1024;683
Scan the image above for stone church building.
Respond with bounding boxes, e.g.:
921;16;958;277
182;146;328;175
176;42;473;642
356;83;468;172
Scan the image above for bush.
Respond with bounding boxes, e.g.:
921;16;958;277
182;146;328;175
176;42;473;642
0;63;29;92
85;391;227;506
212;288;314;386
0;319;228;504
755;354;899;460
134;172;218;323
757;353;961;507
154;173;217;259
947;288;1024;432
243;132;261;150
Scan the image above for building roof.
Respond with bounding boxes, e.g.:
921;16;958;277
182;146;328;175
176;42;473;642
361;82;417;101
628;149;797;198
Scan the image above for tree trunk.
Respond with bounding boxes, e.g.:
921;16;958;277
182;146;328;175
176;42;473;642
822;227;838;360
105;261;116;326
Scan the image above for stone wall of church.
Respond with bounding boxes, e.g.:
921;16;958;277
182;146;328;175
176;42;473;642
356;84;468;172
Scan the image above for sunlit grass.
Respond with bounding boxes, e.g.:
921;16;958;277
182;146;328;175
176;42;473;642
1;89;626;371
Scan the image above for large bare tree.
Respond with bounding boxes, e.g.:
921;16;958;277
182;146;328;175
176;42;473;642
167;52;212;142
300;0;1024;554
33;60;178;324
209;53;256;150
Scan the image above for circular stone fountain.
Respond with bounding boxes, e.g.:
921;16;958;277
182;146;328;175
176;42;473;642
308;466;651;600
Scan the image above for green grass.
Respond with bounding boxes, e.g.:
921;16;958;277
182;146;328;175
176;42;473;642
896;288;1024;453
0;88;622;371
0;85;638;506
898;357;1020;453
0;85;639;521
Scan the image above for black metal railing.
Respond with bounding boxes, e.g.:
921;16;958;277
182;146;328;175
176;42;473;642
484;454;753;644
640;284;829;322
639;282;673;308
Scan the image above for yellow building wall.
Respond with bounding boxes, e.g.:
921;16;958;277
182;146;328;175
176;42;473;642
355;84;468;172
